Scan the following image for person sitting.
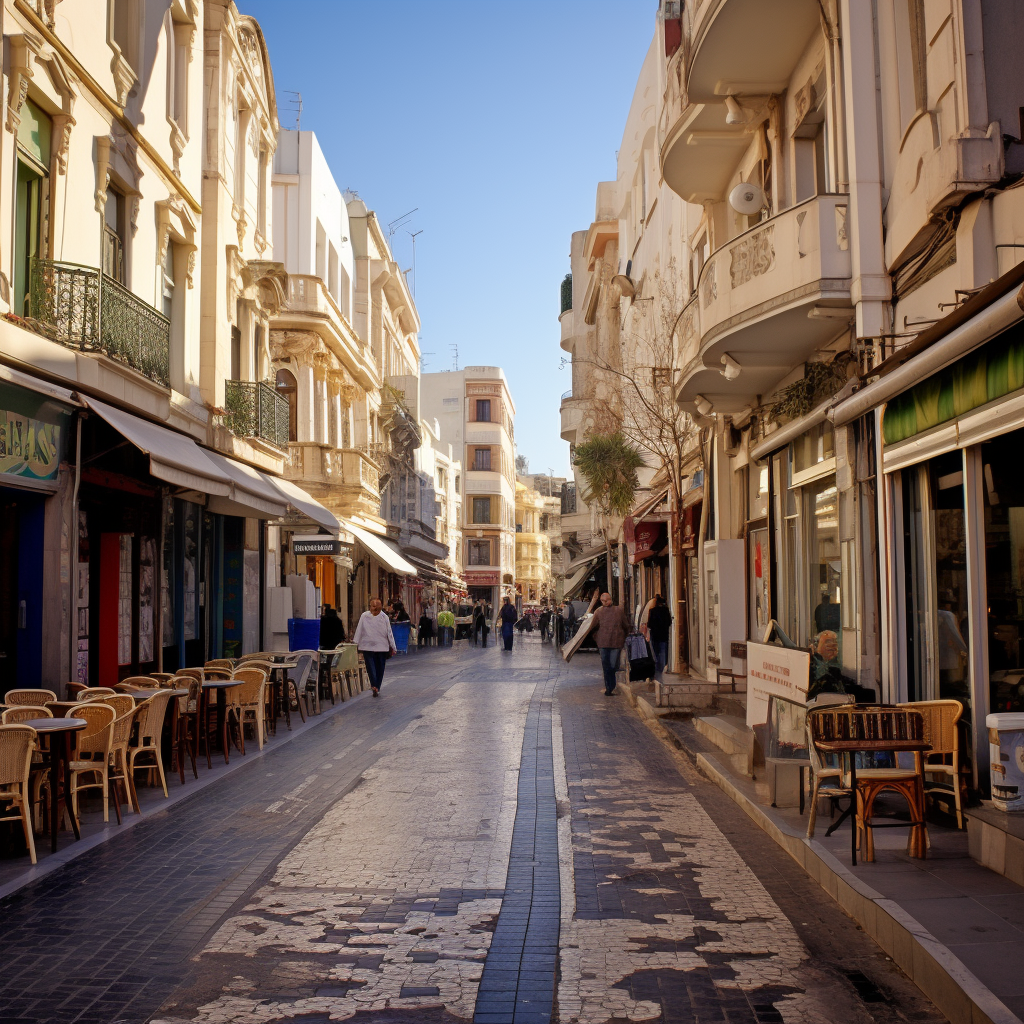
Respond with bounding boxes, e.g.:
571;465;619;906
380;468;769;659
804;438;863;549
319;605;347;649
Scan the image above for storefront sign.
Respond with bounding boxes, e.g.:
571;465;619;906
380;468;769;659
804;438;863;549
293;537;341;555
0;381;69;490
464;571;499;585
745;641;811;727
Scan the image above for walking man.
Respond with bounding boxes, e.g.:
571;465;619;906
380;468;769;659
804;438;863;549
497;595;518;651
593;592;631;695
646;595;672;678
353;597;397;698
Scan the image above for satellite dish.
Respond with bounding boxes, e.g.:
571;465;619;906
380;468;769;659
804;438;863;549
729;182;766;216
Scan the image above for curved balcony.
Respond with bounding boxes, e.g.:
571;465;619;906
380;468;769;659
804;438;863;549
676;194;852;414
560;392;583;443
559;308;576;352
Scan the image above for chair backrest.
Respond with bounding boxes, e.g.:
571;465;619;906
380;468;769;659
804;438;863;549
205;660;232;669
0;724;37;788
202;666;233;680
99;694;135;719
119;676;158;689
231;672;265;706
2;705;52;724
75;703;115;755
175;677;201;713
133;690;173;747
896;699;961;759
76;688;116;701
176;667;204;684
289;653;313;688
65;682;88;700
808;706;924;745
110;708;136;752
4;689;57;707
230;667;267;688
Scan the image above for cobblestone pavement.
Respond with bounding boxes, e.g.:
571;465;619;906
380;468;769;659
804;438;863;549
0;639;946;1024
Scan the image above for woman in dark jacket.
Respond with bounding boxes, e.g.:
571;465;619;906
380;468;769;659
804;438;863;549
319;606;347;649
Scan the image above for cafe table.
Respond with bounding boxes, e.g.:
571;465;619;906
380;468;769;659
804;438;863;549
264;659;298;733
200;680;240;765
22;717;87;853
813;734;931;866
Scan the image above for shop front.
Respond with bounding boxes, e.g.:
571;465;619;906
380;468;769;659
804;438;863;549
0;371;75;692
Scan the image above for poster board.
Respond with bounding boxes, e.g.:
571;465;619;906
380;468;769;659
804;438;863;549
745;641;811;727
562;592;600;663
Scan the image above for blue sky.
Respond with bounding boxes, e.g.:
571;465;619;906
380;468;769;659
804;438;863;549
239;0;655;476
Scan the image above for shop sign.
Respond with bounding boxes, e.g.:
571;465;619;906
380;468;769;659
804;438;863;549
745;641;810;727
0;383;69;489
464;571;499;585
632;521;666;563
293;537;341;555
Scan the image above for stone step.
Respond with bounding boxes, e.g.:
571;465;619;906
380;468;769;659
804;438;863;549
695;714;754;775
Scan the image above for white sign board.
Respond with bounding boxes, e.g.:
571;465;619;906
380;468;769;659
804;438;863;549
745;642;811;727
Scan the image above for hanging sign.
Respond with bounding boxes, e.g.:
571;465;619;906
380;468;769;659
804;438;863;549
293;537;341;555
0;381;70;490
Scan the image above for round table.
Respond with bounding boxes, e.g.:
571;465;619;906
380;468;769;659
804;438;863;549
22;717;87;853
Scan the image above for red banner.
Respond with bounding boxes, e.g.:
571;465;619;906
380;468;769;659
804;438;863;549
464;571;499;585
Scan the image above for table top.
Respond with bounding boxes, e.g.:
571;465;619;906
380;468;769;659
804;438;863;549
130;688;188;700
21;717;87;733
815;739;931;753
268;660;298;672
202;679;240;690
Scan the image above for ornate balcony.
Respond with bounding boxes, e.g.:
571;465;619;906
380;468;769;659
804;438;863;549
286;443;381;518
224;380;290;448
29;258;170;386
676;194;852;414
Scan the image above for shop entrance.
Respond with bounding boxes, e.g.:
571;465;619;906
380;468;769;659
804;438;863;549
0;488;44;690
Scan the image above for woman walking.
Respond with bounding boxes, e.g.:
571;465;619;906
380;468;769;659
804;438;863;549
497;596;518;651
353;597;398;697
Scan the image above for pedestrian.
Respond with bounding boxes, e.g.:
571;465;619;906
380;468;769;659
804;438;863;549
593;592;632;695
562;599;578;639
538;606;552;642
319;604;347;649
473;601;487;646
497;595;518;651
418;608;435;647
645;595;672;678
392;600;410;623
353;597;397;697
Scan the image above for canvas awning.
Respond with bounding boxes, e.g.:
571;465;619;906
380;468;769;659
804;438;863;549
202;450;288;519
345;519;417;576
82;397;231;497
405;554;447;582
272;476;341;532
563;553;604;600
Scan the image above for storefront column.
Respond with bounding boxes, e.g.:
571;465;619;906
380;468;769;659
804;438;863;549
963;446;991;790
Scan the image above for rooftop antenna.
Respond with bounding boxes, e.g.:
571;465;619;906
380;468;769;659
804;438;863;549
450;343;459;371
387;208;418;242
283;90;302;130
407;229;423;297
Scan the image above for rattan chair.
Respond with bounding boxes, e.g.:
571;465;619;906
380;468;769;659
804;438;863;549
0;724;39;864
127;690;173;802
97;694;135;719
805;706;853;838
4;689;57;707
116;676;158;691
174;677;201;782
205;659;233;671
107;707;138;819
176;667;205;685
76;687;117;701
897;699;964;828
65;682;88;700
2;706;52;724
227;668;268;753
68;703;116;822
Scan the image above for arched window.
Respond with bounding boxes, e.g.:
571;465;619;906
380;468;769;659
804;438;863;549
275;368;298;442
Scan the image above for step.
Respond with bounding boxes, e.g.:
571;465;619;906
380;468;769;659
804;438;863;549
695;714;754;775
655;679;717;709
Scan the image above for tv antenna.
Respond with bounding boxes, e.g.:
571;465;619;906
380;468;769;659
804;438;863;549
283;91;302;130
450;343;459;371
407;229;423;297
387;208;418;242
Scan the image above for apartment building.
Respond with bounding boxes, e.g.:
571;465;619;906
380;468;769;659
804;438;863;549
515;480;551;605
422;367;517;608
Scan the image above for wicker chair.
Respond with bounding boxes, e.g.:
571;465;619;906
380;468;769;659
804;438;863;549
116;676;158;691
290;651;319;716
0;724;39;864
227;668;268;753
107;707;138;819
5;689;57;707
174;677;201;782
97;694;135;719
127;690;173;802
205;659;233;671
897;699;965;828
176;667;205;685
76;688;117;701
2;706;52;724
68;703;116;822
148;673;175;684
806;706;853;839
65;682;88;700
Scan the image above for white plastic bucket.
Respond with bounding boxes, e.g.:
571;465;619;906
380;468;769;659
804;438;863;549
987;712;1024;812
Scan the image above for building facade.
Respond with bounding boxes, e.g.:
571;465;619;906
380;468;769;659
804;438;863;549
515;480;551;606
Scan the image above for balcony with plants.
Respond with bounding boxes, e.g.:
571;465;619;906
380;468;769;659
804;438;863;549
224;379;290;449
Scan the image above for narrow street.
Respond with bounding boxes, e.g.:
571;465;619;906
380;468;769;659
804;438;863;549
0;640;945;1024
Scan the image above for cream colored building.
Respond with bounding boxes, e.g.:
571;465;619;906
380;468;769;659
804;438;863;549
515;480;551;605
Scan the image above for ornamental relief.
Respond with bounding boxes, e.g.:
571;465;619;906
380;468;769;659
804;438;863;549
701;259;717;309
729;224;775;288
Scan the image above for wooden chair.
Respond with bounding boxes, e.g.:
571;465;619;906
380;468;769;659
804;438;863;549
68;703;116;822
127;690;173;802
0;724;39;864
897;699;964;828
806;706;853;839
227;668;268;753
4;689;57;707
2;706;52;724
76;687;117;701
174;677;201;782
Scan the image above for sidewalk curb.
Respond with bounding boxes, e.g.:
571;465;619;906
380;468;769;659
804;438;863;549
622;687;1023;1024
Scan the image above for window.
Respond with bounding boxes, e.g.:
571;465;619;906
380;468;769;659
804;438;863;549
257;148;268;237
540;514;548;532
160;242;175;319
167;16;190;129
475;399;491;422
111;0;139;72
104;187;127;284
473;447;491;471
276;369;297;442
14;99;50;316
230;323;241;381
468;539;491;566
472;497;491;524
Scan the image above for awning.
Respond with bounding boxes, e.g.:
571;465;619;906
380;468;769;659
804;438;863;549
202;450;288;519
345;519;417;576
630;488;669;522
272;476;341;532
83;397;231;497
566;544;607;574
405;554;447;582
0;363;80;405
563;554;604;600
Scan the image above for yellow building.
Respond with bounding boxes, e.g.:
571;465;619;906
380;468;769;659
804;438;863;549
515;481;551;605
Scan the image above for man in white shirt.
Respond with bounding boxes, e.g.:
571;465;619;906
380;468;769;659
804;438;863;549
353;597;398;697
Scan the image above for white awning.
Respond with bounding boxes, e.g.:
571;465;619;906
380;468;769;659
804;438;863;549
271;476;341;532
563;555;603;599
345;519;418;576
202;450;289;519
82;397;231;497
0;364;79;405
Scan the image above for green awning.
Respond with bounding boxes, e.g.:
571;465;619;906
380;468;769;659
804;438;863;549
883;322;1024;444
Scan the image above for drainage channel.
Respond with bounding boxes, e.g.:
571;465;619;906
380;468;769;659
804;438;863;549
474;680;560;1024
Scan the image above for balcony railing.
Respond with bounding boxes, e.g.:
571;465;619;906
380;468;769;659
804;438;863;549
29;258;170;386
224;380;290;449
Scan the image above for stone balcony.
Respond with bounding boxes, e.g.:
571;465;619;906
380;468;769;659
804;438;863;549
285;442;380;518
560;391;583;442
675;194;853;414
559;309;575;352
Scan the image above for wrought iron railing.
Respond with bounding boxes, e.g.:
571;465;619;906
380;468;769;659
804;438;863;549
560;273;572;314
30;258;170;386
224;380;290;448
